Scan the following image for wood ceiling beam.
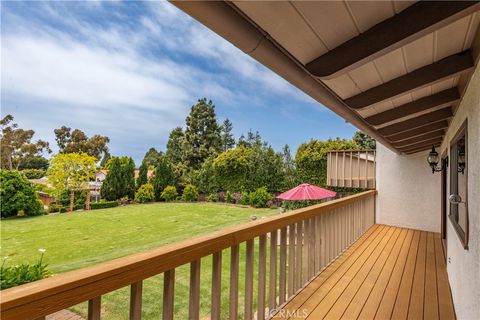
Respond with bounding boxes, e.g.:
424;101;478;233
379;107;453;136
398;137;444;153
305;1;480;79
393;130;445;148
404;142;442;155
365;88;460;126
345;51;474;109
388;121;449;142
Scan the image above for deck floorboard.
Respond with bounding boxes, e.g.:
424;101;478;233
275;225;455;320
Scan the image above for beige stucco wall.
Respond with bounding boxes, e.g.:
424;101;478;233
375;144;441;232
439;64;480;320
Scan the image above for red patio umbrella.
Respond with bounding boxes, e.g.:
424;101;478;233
276;183;336;201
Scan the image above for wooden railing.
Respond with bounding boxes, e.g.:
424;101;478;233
1;191;376;320
327;150;376;189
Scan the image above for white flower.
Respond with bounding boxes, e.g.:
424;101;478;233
3;256;8;260
38;248;46;253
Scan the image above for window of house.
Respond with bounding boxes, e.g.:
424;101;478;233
449;120;469;249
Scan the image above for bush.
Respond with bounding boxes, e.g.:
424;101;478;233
225;191;235;204
90;201;118;210
161;186;178;202
238;191;250;205
1;250;50;290
249;187;272;208
49;204;67;213
206;193;218;202
21;169;46;179
182;184;198;202
135;183;155;203
282;200;323;211
59;189;86;207
0;170;44;218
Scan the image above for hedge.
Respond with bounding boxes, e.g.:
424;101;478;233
90;201;118;210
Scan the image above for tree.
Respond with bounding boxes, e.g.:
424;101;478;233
295;138;359;186
166;127;184;164
122;157;136;200
220;119;235;152
142;148;163;167
1;115;51;170
153;157;175;201
99;151;111;169
282;144;297;189
0;170;43;217
237;130;263;148
47;152;96;211
101;157;122;201
18;156;49;170
213;146;253;192
100;156;135;201
54;126;109;159
182;98;222;169
353;131;376;149
193;155;220;193
136;162;148;190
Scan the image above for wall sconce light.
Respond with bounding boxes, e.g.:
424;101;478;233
427;145;446;173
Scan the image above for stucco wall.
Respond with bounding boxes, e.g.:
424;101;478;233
440;65;480;320
376;144;441;232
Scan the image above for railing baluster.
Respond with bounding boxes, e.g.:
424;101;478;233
315;216;321;273
163;270;175;320
258;235;267;320
130;281;142;320
211;251;222;320
229;245;240;320
295;221;303;291
320;214;326;270
189;260;201;320
287;224;295;297
269;230;278;313
308;218;315;278
302;220;309;283
88;296;101;320
279;227;287;305
245;240;254;320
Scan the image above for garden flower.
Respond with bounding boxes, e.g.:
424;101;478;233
38;248;46;253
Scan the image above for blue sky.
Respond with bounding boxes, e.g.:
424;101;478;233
1;1;357;165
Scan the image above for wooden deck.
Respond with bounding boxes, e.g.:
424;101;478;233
274;224;455;320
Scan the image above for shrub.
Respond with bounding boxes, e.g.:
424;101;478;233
21;169;46;179
59;189;86;207
182;184;198;202
1;250;50;290
249;187;272;208
49;204;67;213
161;186;178;202
90;201;118;210
135;183;155;203
0;170;44;218
225;191;235;204
206;193;218;202
239;191;250;205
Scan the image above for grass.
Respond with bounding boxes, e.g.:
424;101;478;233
1;202;277;319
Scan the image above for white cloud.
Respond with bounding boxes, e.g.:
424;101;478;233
1;1;319;162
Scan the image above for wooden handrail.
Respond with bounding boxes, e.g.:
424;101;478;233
1;190;376;319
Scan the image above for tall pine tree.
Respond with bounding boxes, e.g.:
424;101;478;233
182;99;221;170
101;157;122;200
136;162;148;190
166;127;184;164
122;157;136;199
153;157;175;201
220;119;235;152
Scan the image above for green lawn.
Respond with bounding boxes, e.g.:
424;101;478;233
1;202;277;319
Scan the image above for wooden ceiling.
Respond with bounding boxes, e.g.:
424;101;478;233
173;1;480;154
